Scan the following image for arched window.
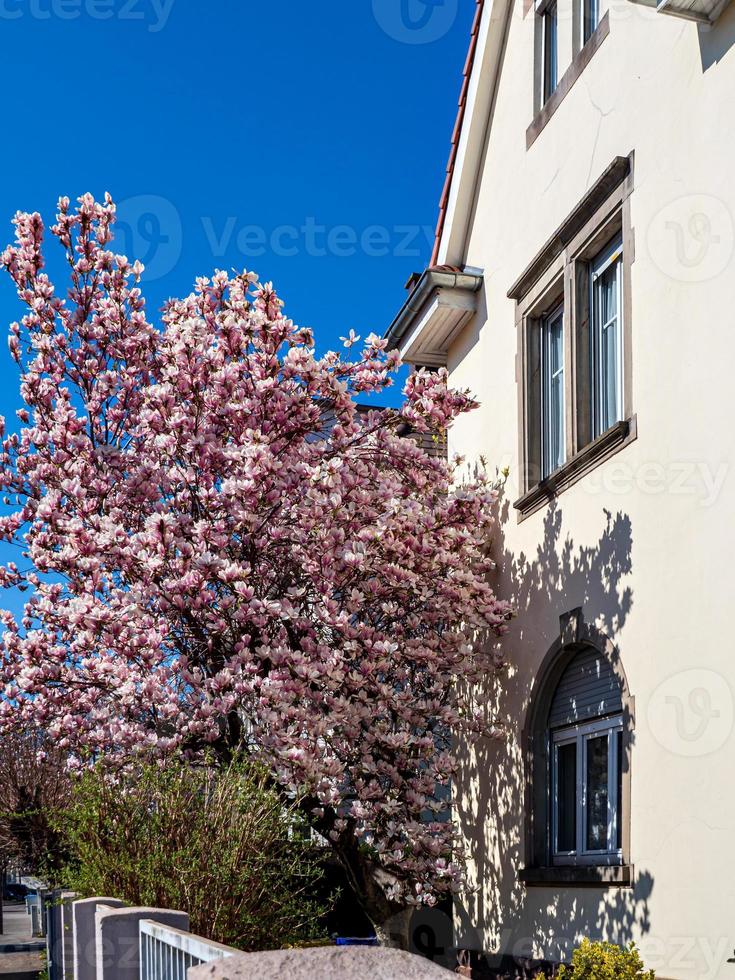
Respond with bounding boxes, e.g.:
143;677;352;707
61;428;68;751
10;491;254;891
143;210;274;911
549;649;623;864
522;610;633;884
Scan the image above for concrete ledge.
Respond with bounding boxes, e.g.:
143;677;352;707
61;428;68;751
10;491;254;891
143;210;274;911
188;947;455;980
61;893;77;980
519;864;634;887
73;898;126;980
46;889;76;980
96;907;189;980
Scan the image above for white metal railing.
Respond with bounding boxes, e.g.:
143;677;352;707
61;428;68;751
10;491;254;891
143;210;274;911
139;919;236;980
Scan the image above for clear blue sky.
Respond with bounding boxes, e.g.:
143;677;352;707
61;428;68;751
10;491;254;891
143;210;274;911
0;0;474;618
0;0;474;422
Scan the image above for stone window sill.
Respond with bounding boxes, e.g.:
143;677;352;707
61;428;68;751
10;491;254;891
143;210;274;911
514;416;637;520
519;864;634;887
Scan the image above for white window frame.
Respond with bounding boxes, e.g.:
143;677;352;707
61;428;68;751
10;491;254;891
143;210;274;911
541;301;565;479
590;233;624;439
551;715;623;866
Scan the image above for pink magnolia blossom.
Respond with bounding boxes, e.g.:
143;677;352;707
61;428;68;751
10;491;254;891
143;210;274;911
0;194;511;928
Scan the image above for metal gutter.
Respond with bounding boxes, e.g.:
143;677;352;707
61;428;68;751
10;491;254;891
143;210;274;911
384;267;484;352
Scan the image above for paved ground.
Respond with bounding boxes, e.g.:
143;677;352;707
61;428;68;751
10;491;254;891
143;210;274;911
0;902;44;947
0;905;44;980
0;952;45;979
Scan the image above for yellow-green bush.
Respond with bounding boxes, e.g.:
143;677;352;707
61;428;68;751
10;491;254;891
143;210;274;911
554;939;655;979
56;754;332;951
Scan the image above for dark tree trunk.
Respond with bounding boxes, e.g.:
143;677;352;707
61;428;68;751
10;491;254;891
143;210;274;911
0;860;5;935
327;830;413;950
371;907;413;950
206;741;417;949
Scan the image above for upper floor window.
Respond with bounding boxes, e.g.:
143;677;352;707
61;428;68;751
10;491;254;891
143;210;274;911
510;155;635;518
591;234;623;438
542;0;558;102
528;0;610;148
541;302;565;477
583;0;600;44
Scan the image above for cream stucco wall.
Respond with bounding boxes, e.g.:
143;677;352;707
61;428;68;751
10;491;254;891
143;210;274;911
444;1;735;977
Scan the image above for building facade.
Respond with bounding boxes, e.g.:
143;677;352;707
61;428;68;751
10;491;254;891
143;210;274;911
386;0;735;977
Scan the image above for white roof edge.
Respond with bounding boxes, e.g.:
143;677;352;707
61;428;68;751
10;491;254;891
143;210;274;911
437;0;514;267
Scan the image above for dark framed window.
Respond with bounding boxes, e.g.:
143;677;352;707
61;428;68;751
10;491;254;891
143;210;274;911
590;233;624;438
543;0;559;102
520;614;634;887
528;0;610;148
552;715;623;865
541;302;565;477
583;0;599;44
510;155;636;519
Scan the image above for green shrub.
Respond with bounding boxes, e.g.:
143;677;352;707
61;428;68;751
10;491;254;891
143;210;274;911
56;754;332;951
554;939;655;979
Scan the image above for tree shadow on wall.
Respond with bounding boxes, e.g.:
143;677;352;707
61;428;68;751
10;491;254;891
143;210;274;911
503;496;633;645
452;496;654;978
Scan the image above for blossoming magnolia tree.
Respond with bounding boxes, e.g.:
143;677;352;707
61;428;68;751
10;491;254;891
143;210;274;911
0;194;511;943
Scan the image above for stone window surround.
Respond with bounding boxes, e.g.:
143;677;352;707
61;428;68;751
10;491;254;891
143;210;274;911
519;608;635;888
509;153;636;521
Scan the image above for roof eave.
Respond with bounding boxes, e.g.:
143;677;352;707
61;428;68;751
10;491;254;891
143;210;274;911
434;0;515;268
384;267;484;367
